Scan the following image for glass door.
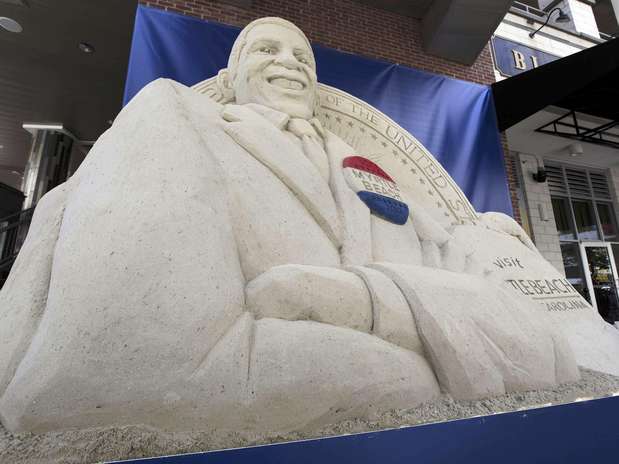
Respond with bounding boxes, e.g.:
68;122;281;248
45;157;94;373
580;242;619;324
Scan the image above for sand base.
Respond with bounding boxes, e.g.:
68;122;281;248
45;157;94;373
2;368;619;464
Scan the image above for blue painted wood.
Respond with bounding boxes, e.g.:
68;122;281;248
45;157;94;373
109;396;619;463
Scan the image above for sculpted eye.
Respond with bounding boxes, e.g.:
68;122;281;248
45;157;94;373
259;46;274;54
298;56;308;64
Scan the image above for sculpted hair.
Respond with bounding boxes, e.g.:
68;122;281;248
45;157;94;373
227;17;315;77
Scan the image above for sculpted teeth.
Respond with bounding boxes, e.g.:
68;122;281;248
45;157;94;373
269;77;304;90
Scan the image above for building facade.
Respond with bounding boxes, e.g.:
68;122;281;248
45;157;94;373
4;0;619;327
492;0;619;323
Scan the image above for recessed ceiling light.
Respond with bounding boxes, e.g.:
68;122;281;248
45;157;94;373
0;145;4;149
0;0;29;6
0;17;22;33
79;42;95;53
22;123;63;132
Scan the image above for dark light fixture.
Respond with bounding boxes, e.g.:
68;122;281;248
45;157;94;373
78;42;95;53
532;158;547;183
529;7;571;38
533;166;547;183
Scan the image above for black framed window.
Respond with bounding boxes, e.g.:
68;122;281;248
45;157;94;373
551;197;576;240
572;200;600;240
547;164;615;244
560;243;589;302
547;164;619;318
597;202;618;241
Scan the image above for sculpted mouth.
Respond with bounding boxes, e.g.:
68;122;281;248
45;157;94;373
267;76;306;91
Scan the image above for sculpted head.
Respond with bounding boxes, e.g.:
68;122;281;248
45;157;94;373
218;17;318;119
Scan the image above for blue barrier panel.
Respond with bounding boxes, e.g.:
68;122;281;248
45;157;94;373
109;396;619;464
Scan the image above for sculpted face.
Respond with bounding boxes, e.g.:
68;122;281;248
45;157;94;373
232;23;318;119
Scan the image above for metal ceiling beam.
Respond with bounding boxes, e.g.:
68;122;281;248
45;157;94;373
536;110;619;149
422;0;513;65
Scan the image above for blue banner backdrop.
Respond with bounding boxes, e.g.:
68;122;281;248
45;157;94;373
124;5;512;215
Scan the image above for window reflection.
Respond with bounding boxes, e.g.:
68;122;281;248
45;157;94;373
560;243;589;303
551;197;576;240
585;246;619;323
572;200;600;240
597;202;617;241
612;244;619;277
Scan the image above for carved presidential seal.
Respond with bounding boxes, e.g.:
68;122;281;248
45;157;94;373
192;79;478;227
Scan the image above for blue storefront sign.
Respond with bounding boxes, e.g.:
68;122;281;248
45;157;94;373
492;36;560;77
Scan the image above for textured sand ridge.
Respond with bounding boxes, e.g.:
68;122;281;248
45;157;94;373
2;368;618;464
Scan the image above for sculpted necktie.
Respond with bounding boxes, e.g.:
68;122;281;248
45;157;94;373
286;118;330;183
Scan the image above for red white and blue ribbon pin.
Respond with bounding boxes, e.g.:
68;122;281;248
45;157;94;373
342;155;409;225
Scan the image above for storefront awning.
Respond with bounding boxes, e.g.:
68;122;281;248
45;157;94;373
492;38;619;132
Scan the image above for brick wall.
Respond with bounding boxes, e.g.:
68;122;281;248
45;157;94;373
502;134;522;225
140;0;521;221
139;0;497;84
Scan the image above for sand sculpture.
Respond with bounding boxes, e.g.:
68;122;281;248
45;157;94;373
1;17;617;434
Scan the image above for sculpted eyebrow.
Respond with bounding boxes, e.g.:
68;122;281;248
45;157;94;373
250;39;279;50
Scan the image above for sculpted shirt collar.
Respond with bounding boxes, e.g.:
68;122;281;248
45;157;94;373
244;103;326;140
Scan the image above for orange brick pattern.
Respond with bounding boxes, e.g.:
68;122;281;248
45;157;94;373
139;0;497;84
501;133;522;225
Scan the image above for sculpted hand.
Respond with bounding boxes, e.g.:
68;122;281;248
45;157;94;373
477;211;539;254
406;196;469;273
245;264;372;332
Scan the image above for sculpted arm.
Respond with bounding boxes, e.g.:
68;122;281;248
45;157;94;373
245;264;372;332
0;80;248;431
0;183;69;395
245;263;424;355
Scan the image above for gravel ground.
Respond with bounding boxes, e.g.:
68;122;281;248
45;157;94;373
2;368;618;464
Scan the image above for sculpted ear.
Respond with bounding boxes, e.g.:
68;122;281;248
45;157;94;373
313;90;321;117
216;68;235;102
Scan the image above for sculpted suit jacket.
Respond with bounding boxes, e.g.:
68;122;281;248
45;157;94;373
0;79;579;433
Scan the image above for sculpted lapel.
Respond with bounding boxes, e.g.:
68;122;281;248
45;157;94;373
323;130;373;265
221;104;343;249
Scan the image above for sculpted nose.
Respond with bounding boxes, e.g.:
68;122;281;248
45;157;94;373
275;52;302;70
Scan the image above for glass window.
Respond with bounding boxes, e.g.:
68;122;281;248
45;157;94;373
596;202;618;241
560;243;589;303
612;244;619;275
551;197;576;240
572;200;600;240
585;246;619;324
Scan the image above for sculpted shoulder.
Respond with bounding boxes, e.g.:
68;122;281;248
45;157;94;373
115;78;224;127
69;77;227;184
62;79;227;191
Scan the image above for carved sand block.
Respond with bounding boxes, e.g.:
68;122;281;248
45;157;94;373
0;17;616;436
194;71;619;377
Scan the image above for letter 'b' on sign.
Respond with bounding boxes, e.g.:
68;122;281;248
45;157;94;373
511;50;527;70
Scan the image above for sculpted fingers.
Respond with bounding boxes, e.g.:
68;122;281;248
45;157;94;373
439;238;467;273
478;212;539;255
245;264;372;332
